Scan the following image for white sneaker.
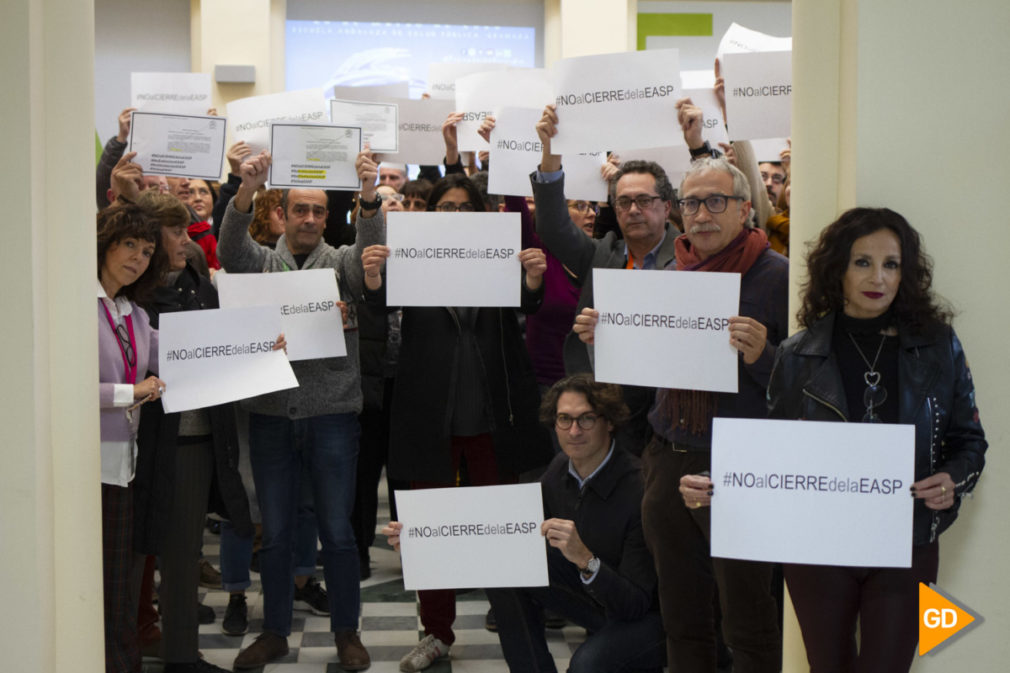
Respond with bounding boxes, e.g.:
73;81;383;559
399;634;449;672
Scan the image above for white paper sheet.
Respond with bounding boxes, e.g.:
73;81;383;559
723;51;792;141
127;112;227;180
716;22;792;59
385;212;521;307
551;49;683;154
592;268;740;393
487;107;546;198
396;484;548;590
227;88;328;155
131;72;212;115
268;123;362;190
711;418;915;567
158;305;298;413
427;62;507;100
215;269;347;361
454;68;553;152
377;98;456;165
329;99;398;153
613;145;693;189
682;87;730;148
330;81;409;103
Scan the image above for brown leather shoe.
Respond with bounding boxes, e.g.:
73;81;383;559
334;629;371;671
233;632;289;669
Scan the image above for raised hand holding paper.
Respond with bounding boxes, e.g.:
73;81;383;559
550;49;682;154
158;305;297;414
385;212;521;307
268;123;362;190
216;269;347;361
592;268;740;392
131;72;212;115
454;68;553;152
711;418;914;567
382;98;455;165
716;22;792;59
329;99;398;153
127;112;227;180
395;483;548;590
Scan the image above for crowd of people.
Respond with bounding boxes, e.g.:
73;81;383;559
95;59;986;673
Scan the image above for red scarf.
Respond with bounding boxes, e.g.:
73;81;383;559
662;227;770;435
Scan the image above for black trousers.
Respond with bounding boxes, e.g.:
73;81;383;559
641;439;781;672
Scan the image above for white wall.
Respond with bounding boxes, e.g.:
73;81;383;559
640;0;791;70
94;0;191;141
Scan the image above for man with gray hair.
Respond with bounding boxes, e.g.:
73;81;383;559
574;153;787;672
378;162;408;191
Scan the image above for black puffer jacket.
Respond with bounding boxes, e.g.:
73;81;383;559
767;312;986;545
133;262;253;554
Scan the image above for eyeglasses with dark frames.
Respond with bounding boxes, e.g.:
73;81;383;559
555;412;600;431
614;195;663;212
677;194;744;216
435;202;476;212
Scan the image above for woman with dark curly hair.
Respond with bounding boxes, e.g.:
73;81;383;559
767;207;987;672
96;203;166;673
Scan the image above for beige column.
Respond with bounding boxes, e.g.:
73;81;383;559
791;0;1010;669
545;0;637;65
0;1;102;672
190;0;287;112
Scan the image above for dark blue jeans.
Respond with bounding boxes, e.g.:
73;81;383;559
248;412;361;635
486;548;665;673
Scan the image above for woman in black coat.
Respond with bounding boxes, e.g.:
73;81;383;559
766;207;986;672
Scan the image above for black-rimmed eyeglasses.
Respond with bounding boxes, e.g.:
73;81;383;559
555;412;600;431
677;194;744;216
614;195;663;212
435;202;476;212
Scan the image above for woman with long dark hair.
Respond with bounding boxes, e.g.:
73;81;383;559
767;207;986;671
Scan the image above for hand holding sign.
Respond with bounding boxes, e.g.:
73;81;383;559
111;152;144;203
519;248;547;291
382;521;403;552
356;147;379;204
227;140;252;174
235;150;271;213
573;307;600;345
442;111;465;166
728;316;768;364
117;107;137;143
912;471;957;511
676;98;705;150
536;104;561;171
680;473;714;509
542;518;592;568
477;115;496;144
361;244;390;291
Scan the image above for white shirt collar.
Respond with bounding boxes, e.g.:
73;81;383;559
97;279;134;319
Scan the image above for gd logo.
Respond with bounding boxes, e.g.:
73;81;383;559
918;583;982;655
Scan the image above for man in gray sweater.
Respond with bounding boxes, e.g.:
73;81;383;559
218;149;383;671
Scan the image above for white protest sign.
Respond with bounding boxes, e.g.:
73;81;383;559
551;49;682;154
563;152;609;202
723;51;792;141
681;69;716;90
427;62;507;100
329;99;398;153
711;418;915;567
158;305;297;414
268;123;362;190
330;81;409;103
215;269;347;361
227;88;327;154
716;22;792;59
454;68;553;152
131;72;212;115
381;98;455;165
396;483;548;590
592;268;740;393
128;112;227;180
487;107;545;198
386;212;521;307
612;145;692;188
750;137;790;163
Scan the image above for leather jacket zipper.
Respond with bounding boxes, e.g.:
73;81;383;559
802;389;847;421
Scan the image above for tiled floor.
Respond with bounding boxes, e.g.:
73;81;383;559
144;477;587;672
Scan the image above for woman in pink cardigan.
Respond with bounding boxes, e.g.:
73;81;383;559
96;202;166;673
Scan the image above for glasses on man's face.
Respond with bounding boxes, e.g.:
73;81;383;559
555;412;600;431
291;203;328;218
760;171;786;185
614;194;663;212
569;201;600;215
677;194;744;216
435;201;476;212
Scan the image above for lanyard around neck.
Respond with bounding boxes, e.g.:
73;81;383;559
102;302;138;384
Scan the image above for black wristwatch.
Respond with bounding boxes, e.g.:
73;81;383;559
358;194;382;211
689;141;716;158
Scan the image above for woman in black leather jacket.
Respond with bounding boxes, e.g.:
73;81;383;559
767;207;986;672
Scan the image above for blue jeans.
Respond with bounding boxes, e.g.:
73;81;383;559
486;548;666;673
249;412;361;635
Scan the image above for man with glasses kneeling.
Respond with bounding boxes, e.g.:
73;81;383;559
485;373;665;673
